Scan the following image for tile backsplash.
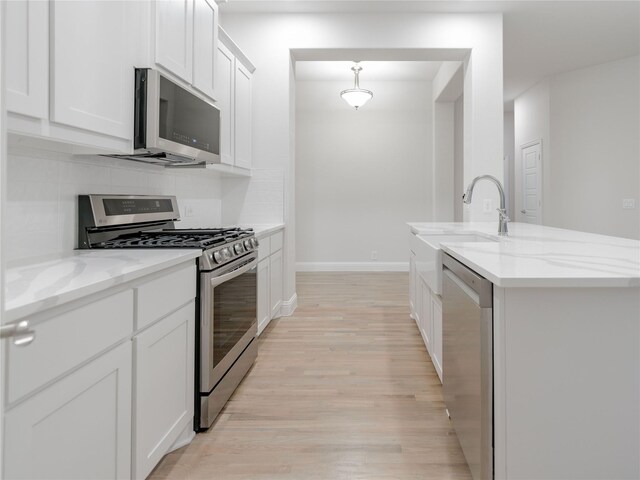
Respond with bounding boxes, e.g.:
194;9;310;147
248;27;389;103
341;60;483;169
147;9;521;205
6;145;224;263
222;168;285;226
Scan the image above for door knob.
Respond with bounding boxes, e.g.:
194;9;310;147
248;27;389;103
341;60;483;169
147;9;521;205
520;209;526;214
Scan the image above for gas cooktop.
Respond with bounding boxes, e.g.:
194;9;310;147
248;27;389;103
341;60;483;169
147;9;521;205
92;228;253;249
78;195;258;271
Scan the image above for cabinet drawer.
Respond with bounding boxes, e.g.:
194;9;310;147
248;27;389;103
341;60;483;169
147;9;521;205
270;231;283;254
258;236;271;261
136;263;196;330
7;289;134;404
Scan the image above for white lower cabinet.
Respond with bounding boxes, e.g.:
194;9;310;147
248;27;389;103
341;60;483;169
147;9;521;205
431;293;443;382
409;238;444;383
256;230;284;335
133;302;195;480
409;252;417;319
2;260;198;480
270;250;283;318
257;258;270;334
3;342;132;480
420;279;432;353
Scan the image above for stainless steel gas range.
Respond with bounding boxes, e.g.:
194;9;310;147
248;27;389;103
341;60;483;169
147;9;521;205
78;194;258;430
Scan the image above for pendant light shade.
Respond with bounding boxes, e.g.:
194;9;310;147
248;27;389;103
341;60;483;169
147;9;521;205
340;64;373;110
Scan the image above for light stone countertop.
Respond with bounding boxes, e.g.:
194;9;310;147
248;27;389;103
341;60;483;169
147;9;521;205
4;249;202;322
408;222;640;288
246;223;285;238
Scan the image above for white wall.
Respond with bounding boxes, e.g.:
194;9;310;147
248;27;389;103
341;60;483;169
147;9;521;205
5;143;223;262
514;55;640;239
503;110;515;217
454;95;464;221
295;79;431;269
221;12;504;301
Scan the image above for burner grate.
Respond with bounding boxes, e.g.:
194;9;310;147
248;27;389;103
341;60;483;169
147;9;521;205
93;228;253;249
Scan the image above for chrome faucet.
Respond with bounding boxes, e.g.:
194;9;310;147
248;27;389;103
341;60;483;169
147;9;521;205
462;175;510;236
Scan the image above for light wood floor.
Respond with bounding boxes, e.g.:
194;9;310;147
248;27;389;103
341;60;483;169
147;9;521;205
150;272;472;480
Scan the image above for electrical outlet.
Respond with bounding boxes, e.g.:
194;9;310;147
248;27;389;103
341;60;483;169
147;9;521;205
483;199;493;213
371;250;378;260
184;204;195;217
622;198;636;209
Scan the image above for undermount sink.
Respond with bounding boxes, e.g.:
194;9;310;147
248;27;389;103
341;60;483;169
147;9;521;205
416;233;498;295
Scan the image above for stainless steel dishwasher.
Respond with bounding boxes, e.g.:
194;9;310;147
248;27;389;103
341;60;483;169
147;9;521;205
442;253;493;480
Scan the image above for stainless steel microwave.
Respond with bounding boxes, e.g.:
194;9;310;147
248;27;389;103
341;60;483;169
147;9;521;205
109;68;221;167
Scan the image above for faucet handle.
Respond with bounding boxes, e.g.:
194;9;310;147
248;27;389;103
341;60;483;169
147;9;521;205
496;208;510;221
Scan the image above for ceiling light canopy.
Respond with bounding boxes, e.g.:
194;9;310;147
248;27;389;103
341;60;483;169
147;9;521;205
340;63;373;110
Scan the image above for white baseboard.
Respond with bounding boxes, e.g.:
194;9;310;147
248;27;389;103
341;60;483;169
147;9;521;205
279;293;298;316
296;262;409;272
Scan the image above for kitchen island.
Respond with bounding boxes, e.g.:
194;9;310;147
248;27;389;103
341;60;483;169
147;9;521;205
408;222;640;480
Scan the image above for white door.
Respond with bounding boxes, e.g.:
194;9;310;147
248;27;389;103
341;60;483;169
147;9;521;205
3;343;132;480
520;142;542;224
51;0;139;140
257;258;270;334
5;0;48;119
154;0;193;83
192;0;219;101
133;303;194;480
216;42;235;166
269;250;283;319
234;62;252;169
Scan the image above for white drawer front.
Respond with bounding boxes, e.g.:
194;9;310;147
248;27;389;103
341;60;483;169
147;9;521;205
7;289;134;404
258;236;271;261
270;231;283;254
136;263;196;330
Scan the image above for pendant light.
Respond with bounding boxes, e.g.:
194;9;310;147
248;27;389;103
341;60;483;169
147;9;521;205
340;63;373;110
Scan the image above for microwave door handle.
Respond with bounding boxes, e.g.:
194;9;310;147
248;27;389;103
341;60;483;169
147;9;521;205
210;259;257;288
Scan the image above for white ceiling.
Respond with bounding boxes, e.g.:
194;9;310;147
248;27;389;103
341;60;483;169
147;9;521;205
295;61;443;81
219;1;640;109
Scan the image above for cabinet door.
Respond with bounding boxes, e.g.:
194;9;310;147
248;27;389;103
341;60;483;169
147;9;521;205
3;343;132;480
5;0;48;119
269;250;283;319
431;293;443;382
234;62;252;169
420;280;432;353
133;302;195;480
155;0;193;83
409;252;416;319
51;0;139;140
216;42;235;166
257;258;270;335
192;0;218;100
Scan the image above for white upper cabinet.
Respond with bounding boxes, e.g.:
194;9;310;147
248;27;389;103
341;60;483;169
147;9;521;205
51;0;139;140
234;62;253;170
192;0;219;100
216;29;255;170
216;42;235;165
5;0;48;119
154;0;194;84
154;0;220;102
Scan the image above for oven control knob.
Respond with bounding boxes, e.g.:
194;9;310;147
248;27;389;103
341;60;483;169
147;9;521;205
251;238;259;248
244;240;252;250
213;251;223;263
222;247;232;260
234;243;244;254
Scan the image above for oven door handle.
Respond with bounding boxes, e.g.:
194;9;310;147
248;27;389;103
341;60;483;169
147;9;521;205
210;259;257;288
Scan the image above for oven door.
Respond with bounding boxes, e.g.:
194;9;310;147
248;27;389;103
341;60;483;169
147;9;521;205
200;253;257;393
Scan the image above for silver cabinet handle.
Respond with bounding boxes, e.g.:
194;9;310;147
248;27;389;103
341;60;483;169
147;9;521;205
0;320;36;346
520;209;526;214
